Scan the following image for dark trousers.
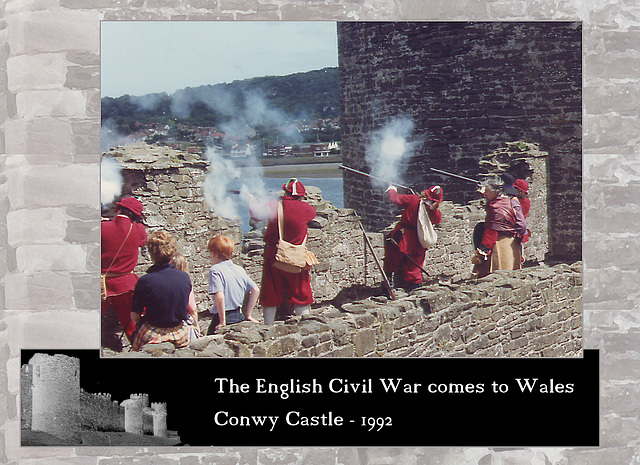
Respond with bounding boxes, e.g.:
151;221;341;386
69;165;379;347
207;308;245;335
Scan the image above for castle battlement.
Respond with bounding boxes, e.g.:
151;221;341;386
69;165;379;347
23;353;170;439
151;402;167;413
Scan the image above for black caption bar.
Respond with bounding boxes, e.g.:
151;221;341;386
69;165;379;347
22;349;599;447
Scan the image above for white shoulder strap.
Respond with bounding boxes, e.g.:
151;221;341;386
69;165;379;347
276;200;307;245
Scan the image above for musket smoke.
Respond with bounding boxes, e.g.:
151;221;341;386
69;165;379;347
101;157;123;206
365;117;419;189
101;118;134;152
170;85;303;145
202;146;242;219
202;145;277;221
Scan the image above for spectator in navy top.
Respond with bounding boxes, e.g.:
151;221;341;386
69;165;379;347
131;230;194;351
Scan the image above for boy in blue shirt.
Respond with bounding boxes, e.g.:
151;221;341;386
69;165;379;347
207;235;259;335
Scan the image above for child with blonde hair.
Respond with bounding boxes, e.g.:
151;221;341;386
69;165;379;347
171;253;200;340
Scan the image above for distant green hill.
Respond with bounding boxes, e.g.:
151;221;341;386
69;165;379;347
101;67;340;135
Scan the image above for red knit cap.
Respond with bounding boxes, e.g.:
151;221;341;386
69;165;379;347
116;196;144;217
282;178;306;196
513;179;529;193
423;185;443;202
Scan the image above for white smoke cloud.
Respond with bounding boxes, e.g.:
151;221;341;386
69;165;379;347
130;93;166;111
169;85;303;145
202;144;278;221
170;85;240;120
365;116;420;189
240;89;303;145
238;168;278;222
101;118;133;152
101;157;123;206
202;146;242;219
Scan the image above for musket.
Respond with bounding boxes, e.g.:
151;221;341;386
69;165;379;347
359;222;396;300
430;167;481;185
339;165;416;195
386;236;430;276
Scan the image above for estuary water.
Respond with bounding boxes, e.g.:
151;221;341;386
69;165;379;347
230;163;344;233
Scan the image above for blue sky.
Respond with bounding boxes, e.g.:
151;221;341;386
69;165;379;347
100;21;338;98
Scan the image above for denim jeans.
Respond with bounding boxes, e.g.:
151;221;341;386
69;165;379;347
207;308;245;335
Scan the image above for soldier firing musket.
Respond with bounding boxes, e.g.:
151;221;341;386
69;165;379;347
339;164;443;292
383;183;443;292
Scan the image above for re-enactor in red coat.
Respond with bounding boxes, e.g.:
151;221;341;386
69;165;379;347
384;185;443;291
513;178;531;244
101;197;147;341
250;179;317;325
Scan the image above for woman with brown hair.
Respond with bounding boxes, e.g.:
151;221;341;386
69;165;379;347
130;230;194;351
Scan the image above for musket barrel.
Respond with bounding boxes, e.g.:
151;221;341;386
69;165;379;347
429;167;481;185
339;164;414;193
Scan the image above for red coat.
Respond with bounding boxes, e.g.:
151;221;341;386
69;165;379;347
387;190;442;255
101;215;147;296
519;198;531;218
384;190;441;285
253;196;317;307
261;196;317;247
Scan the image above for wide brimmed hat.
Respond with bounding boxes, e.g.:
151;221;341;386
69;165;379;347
499;173;519;197
282;178;306;196
116;196;144;217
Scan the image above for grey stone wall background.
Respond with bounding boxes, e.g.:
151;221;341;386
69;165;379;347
338;22;581;260
113;263;581;358
0;1;637;464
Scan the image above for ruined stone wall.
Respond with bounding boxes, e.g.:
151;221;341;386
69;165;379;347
108;142;551;316
143;262;581;358
28;353;80;439
105;143;242;310
338;22;581;261
79;391;124;432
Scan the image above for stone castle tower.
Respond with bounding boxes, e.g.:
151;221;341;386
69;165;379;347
337;22;582;261
151;402;168;438
122;394;145;435
28;353;80;439
121;393;168;437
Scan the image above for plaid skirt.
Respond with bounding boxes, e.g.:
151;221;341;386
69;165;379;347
132;321;190;351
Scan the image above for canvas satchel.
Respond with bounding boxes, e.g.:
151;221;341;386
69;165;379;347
417;200;438;248
273;201;317;273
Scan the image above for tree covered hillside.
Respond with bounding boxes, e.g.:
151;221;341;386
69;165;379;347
102;67;340;135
